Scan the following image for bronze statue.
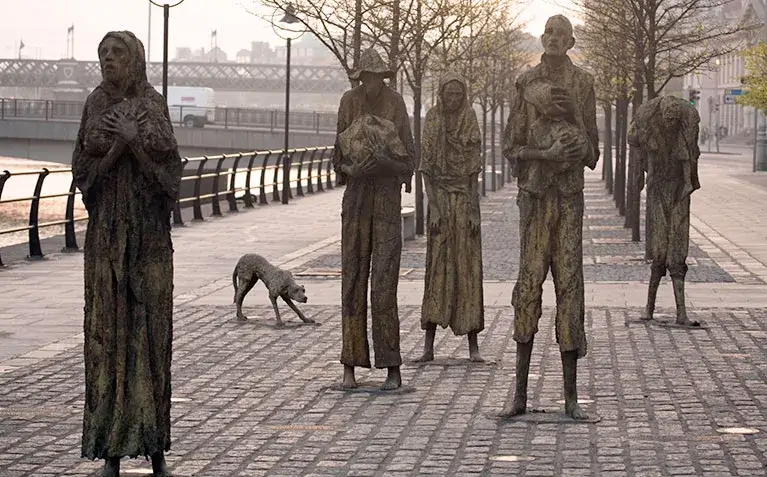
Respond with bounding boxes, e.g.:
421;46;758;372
416;73;485;363
72;31;182;477
628;95;701;327
501;15;599;420
333;49;416;390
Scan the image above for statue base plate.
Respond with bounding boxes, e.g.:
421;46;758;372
404;357;498;367
325;382;417;395
492;408;601;424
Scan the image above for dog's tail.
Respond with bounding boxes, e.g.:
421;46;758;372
232;267;238;303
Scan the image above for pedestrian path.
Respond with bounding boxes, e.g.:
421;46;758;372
1;150;767;476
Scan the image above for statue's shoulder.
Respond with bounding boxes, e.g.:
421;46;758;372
570;63;595;88
515;65;541;88
340;85;364;105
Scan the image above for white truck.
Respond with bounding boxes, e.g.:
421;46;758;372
153;85;216;128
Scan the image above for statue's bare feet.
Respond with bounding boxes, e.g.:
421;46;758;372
469;350;485;363
301;317;316;324
640;307;653;321
413;352;434;363
499;393;527;418
380;366;401;391
151;451;172;477
100;457;119;477
565;401;589;420
236;314;248;322
675;311;700;327
468;332;483;362
342;365;357;389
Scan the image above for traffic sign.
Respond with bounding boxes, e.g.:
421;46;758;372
724;95;737;104
724;89;744;96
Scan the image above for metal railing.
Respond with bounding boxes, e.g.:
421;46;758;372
0;98;339;132
0;146;337;267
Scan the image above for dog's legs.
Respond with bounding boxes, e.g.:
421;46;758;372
281;295;315;323
235;277;258;321
269;295;285;326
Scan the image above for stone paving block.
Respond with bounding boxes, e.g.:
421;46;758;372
1;304;766;475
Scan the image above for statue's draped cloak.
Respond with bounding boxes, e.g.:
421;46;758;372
419;74;484;335
72;30;182;460
628;96;700;276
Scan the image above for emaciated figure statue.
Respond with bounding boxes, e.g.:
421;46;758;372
72;31;182;477
333;48;416;390
502;14;599;420
628;95;701;327
416;73;485;363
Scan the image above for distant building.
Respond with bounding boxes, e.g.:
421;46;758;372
684;0;764;140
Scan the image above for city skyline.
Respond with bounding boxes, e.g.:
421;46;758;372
0;0;577;62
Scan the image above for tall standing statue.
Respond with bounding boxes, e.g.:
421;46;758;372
628;95;701;327
72;31;182;477
501;15;599;420
416;73;485;363
333;49;416;390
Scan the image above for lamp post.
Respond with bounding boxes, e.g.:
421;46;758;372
149;0;186;101
272;4;306;204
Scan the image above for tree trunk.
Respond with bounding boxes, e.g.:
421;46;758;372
490;102;497;192
389;0;400;91
500;99;506;184
615;94;628;216
603;102;613;194
481;101;487;197
626;16;645;241
413;0;425;236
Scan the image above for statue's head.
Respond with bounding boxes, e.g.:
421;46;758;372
439;75;467;113
541;15;575;58
98;31;147;89
349;48;393;98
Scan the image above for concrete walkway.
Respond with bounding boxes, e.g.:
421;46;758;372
1;148;766;476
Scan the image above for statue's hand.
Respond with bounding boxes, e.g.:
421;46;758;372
104;109;146;145
550;86;576;119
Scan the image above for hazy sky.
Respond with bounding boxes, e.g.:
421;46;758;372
0;0;577;62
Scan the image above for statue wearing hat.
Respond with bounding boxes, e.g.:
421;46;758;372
333;48;415;390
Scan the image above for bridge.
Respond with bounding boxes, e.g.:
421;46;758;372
0;58;349;92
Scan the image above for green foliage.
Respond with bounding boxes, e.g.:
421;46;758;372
739;43;767;112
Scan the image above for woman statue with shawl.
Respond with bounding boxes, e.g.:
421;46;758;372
416;73;485;363
72;31;182;477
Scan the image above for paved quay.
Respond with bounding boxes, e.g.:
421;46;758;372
1;148;767;476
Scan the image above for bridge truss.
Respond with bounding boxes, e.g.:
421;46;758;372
0;59;350;93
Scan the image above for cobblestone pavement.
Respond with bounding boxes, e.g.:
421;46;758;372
2;148;767;475
1;304;767;476
296;170;743;284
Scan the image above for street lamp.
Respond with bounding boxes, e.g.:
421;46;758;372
271;3;306;204
149;0;186;101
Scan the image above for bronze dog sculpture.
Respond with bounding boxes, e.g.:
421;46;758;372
232;254;314;326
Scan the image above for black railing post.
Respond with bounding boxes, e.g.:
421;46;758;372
227;153;242;212
27;168;50;260
211;155;226;217
224;108;229;129
281;152;292;204
259;152;272;205
193;157;208;221
243;152;257;208
327;147;335;190
272;151;281;202
1;98;4;120
62;177;79;252
316;149;326;192
45;100;50;121
306;149;317;194
172;158;187;226
296;149;306;197
0;170;11;266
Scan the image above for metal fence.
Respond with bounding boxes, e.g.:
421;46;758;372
0;146;337;267
0;98;339;132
